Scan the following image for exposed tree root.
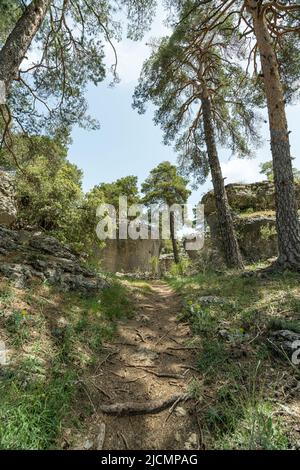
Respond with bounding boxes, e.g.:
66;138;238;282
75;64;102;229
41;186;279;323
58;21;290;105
242;257;300;278
99;393;192;415
124;364;184;379
146;370;184;379
96;422;106;450
268;258;300;273
118;431;129;449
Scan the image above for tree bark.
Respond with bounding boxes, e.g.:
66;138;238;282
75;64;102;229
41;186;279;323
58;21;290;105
247;0;300;270
170;210;180;264
201;84;244;270
0;0;50;91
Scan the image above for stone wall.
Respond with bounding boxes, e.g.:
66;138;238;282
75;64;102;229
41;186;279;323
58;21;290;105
95;238;161;273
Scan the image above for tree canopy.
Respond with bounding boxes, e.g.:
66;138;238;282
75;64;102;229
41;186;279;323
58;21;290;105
0;0;156;150
133;5;261;189
260;160;300;183
141;161;190;207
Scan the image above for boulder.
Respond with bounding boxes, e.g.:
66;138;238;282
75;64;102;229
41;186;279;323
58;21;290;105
0;170;17;227
269;330;300;363
235;215;278;261
0;226;108;292
207;213;278;262
201;181;300;217
200;181;300;262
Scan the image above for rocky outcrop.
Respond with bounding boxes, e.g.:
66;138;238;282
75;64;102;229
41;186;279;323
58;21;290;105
0;226;108;292
202;181;300;216
200;181;300;262
206;212;278;262
0;171;107;292
0;170;16;227
235;215;277;261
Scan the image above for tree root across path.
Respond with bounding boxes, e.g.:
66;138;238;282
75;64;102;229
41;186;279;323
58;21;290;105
99;393;192;416
72;281;201;449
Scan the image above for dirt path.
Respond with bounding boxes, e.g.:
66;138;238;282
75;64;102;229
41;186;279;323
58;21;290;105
72;281;201;450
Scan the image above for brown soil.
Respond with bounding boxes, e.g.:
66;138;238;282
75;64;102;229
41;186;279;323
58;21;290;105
70;281;202;450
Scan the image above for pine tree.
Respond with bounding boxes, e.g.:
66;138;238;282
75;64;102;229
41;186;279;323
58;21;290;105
133;9;261;268
142;161;190;264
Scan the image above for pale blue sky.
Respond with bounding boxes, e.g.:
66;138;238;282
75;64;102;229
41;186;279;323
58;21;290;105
68;11;300;208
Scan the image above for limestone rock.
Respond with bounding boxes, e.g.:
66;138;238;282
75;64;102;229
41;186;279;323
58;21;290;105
0;170;16;227
198;295;228;306
184;433;198;450
83;439;94;450
218;329;231;340
29;232;76;259
200;181;291;262
0;226;108;292
131;346;159;365
235;215;277;261
201;181;300;216
269;330;300;362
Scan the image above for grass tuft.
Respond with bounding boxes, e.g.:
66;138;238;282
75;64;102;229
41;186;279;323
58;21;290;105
168;268;300;449
0;277;133;449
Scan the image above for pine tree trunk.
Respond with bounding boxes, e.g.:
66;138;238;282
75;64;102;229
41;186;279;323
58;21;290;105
170;210;180;264
201;85;244;270
0;0;50;90
248;1;300;270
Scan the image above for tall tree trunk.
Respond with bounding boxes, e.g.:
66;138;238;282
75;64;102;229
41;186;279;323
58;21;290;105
0;0;50;91
247;0;300;270
170;210;180;264
201;84;244;270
